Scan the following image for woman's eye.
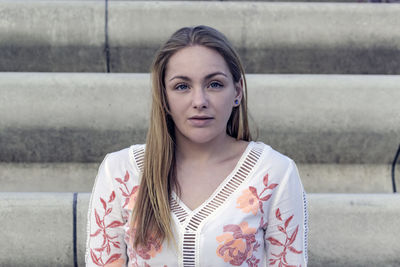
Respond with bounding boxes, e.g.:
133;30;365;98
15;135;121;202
175;84;188;91
209;81;223;89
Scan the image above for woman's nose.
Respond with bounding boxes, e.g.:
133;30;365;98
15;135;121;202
192;88;208;109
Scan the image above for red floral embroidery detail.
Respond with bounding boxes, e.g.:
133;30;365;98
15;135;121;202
237;173;278;215
216;222;260;266
246;255;261;267
90;191;124;266
135;234;163;260
115;171;139;209
127;227;163;263
267;208;302;267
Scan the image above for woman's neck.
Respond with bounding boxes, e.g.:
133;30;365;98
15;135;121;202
175;134;244;165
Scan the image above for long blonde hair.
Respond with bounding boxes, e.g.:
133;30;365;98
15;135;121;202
131;25;252;248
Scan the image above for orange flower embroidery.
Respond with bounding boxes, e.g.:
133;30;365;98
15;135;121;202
237;173;278;215
237;188;259;215
216;222;260;266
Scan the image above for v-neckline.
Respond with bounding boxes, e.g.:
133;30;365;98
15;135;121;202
171;141;254;214
170;141;266;231
131;141;265;229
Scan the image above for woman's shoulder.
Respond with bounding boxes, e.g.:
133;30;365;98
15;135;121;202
101;144;146;174
249;142;303;197
253;141;294;164
252;141;296;176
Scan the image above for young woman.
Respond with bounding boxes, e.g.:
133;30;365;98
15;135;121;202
86;25;308;267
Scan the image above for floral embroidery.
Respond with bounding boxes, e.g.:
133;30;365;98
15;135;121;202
115;171;163;262
114;171;139;210
267;208;302;267
135;234;163;260
237;173;278;215
216;222;260;266
90;191;124;266
127;229;163;264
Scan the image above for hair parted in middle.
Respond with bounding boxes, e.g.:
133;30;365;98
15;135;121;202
131;25;252;248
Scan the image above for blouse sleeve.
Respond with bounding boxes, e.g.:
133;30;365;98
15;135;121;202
264;160;308;267
85;154;127;267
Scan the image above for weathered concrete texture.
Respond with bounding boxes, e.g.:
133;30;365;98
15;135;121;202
1;2;400;73
108;2;400;74
0;163;395;193
298;164;393;193
0;162;99;192
0;193;74;267
1;193;399;266
0;72;150;162
0;1;106;72
0;73;151;130
77;193;90;267
308;194;400;267
248;75;400;164
0;128;147;162
1;73;399;163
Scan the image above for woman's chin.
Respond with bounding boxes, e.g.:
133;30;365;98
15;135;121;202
177;130;227;146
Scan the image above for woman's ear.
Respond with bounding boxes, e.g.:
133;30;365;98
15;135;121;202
234;78;243;106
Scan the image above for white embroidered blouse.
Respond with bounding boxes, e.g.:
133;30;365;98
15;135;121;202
86;141;308;267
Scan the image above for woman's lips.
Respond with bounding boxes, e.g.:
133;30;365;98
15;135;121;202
188;116;214;127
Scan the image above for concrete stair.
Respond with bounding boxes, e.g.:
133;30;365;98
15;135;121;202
1;0;399;266
1;1;400;73
1;73;399;164
1;73;399;193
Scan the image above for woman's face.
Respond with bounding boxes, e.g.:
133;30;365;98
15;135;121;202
164;45;242;145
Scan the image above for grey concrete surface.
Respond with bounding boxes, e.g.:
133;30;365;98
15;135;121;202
298;164;394;193
1;193;399;266
1;1;400;73
0;162;395;193
108;2;400;74
0;163;99;192
0;1;106;72
1;73;399;163
77;193;90;267
0;192;74;266
0;73;150;162
308;193;400;267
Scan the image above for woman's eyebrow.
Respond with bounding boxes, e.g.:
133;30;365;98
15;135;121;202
205;72;228;80
168;75;191;82
168;72;228;82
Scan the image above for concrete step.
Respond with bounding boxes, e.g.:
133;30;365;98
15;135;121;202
0;193;399;266
0;162;394;193
0;1;106;72
1;73;399;164
1;1;399;74
0;163;99;192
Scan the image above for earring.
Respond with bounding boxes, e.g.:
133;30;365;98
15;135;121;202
234;99;239;105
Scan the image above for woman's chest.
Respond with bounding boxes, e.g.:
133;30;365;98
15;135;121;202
128;194;267;267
